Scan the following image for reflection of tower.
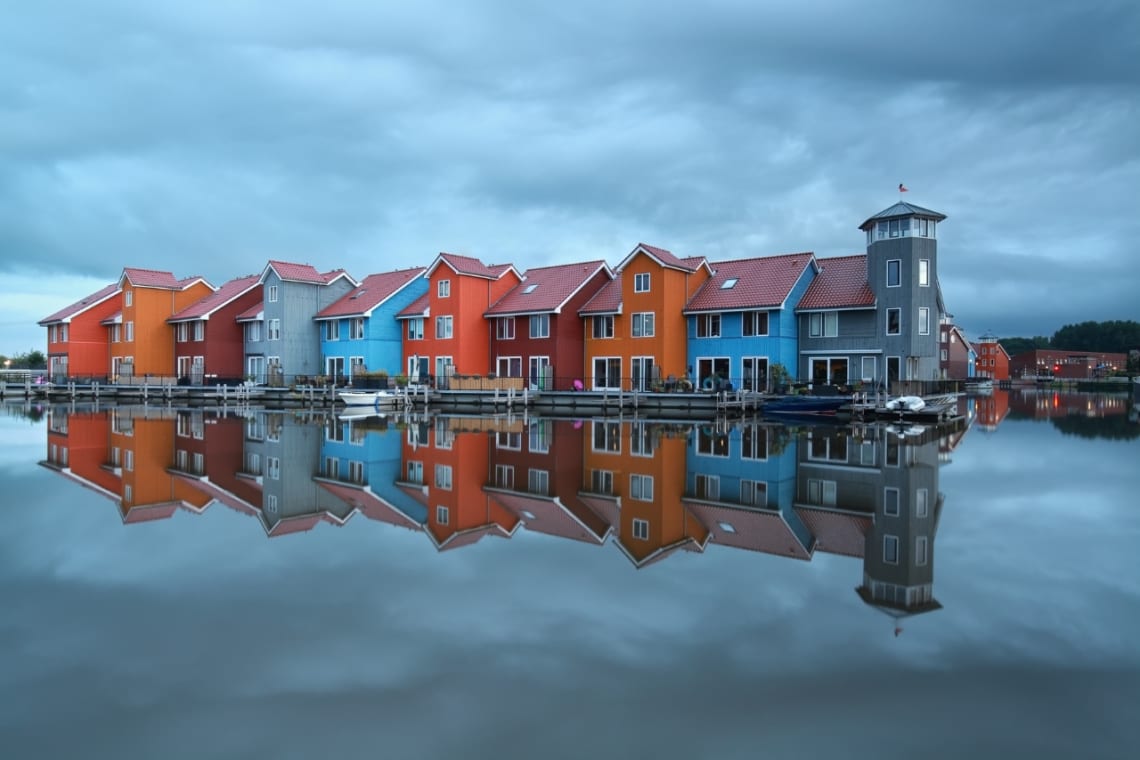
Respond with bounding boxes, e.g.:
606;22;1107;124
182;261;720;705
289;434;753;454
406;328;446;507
859;201;946;383
855;427;943;633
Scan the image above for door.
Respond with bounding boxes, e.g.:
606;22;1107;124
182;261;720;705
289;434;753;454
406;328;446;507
435;356;452;389
248;356;265;384
742;357;768;392
696;357;730;391
191;356;205;385
886;356;901;389
408;355;430;382
631;357;655;391
177;356;191;380
326;356;345;384
529;356;550;390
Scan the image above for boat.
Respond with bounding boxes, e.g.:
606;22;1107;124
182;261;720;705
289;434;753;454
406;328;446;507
964;378;993;393
852;392;961;421
762;395;849;418
337;389;400;408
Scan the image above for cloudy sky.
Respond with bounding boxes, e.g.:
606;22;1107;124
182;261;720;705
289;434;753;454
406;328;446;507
2;0;1138;353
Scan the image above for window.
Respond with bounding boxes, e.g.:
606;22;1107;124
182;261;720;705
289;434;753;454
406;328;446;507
125;321;134;342
632;312;655;338
593;315;614;339
884;487;900;516
125;290;133;307
406;461;423;484
919;259;930;287
407;318;424;340
111;324;121;342
592;357;621;390
742;311;768;336
883;535;900;564
60;325;68;342
529;314;550;338
496;431;522;451
807;478;837;507
940;348;948;361
591;469;614;494
741;424;768;460
247;322;261;342
528;421;551;453
695;474;720;500
887;308;901;335
436;315;453;339
265;494;278;513
740;480;767;507
193;321;205;341
123;485;132;504
809;312;838;338
268;285;278;302
523;283;539;294
592;421;621;453
916;536;929;566
268;319;281;340
436;505;449;525
697;428;729;457
350;318;365;340
494;465;515;489
267;456;280;480
630;474;654;501
918;307;930;335
497;356;522;378
916;489;929;517
496;317;515;340
633;272;650;293
632;518;650;540
438;279;451;298
630;422;655;457
177;323;188;342
861;356;876;382
527;469;550;495
721;277;738;289
124;449;134;472
434;464;453;490
887;259;901;287
324;321;339;341
696;314;720;338
349;356;365;379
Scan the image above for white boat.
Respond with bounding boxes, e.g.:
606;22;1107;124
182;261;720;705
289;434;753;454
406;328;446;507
337;390;399;408
964;378;994;393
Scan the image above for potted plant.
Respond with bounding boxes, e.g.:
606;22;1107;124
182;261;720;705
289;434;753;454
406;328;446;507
769;363;792;394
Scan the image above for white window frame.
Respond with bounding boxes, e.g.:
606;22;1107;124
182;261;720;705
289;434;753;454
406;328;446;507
861;356;876;382
529;314;550;339
497;356;522;378
916;488;929;518
592;315;614;339
883;535;900;565
177;323;188;342
407;318;424;340
886;259;901;288
437;279;451;298
742;310;769;337
267;285;278;303
436;315;454;339
632;312;655;338
436;505;449;525
350;317;365;340
884;487;900;516
916;536;929;566
696;313;720;338
125;290;133;307
496;317;515;340
918;259;930;287
630;474;654;501
886;308;901;336
527;468;550;495
632;517;650;540
268;319;281;341
918;307;930;335
193;321;205;341
633;272;650;293
125;321;134;342
434;464;453;490
809;311;838;338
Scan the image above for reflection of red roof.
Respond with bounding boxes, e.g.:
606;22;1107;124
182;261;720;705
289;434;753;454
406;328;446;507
794;506;871;558
577;493;620;527
38;283;120;325
315;268;426;319
486;261;610;316
121;501;182;523
169;275;260;322
578;277;623;315
316;480;423;531
397;292;431;319
797;255;875;310
685;501;812;559
426;523;513;552
685;253;815;313
485;489;611;544
170;472;260;517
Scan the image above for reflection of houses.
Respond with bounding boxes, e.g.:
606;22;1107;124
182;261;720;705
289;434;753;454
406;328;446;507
39;409;120;501
484;418;611;544
38;283;120;380
580;419;708;567
975;389;1011;431
1007;388;1131;419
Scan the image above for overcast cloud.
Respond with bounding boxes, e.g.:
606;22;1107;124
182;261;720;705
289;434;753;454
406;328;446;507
2;0;1138;352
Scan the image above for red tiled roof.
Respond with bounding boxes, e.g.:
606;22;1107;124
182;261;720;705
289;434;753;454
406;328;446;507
265;513;323;537
315;268;426;319
794;507;871;558
685;253;815;313
38;283;119;325
427;523;510;552
619;243;707;274
485;489;611;544
427;252;499;279
177;276;210;289
485;260;610;316
578;277;623;315
169;275;260;323
486;263;519;279
396;292;431;319
264;260;332;284
797;255;875;310
170;473;260;517
316;480;423;531
121;267;181;289
685;501;812;559
100;311;123;325
235;303;263;322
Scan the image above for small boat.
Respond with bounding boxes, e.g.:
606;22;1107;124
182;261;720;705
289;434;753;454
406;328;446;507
337;390;399;408
763;395;849;417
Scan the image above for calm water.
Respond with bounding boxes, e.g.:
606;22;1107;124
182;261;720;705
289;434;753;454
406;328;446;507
1;390;1137;760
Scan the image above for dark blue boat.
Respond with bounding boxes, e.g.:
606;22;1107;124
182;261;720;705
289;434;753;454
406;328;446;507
762;395;849;418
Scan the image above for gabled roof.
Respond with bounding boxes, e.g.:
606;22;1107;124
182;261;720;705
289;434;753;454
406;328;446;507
425;252;520;281
100;311;123;325
314;479;424;531
859;201;946;230
617;243;711;274
260;260;358;287
685;500;814;559
578;277;623;316
794;507;871;558
120;267;212;291
484;488;612;544
797;255;875;310
38;283;120;325
396;292;431;319
485;260;612;317
314;268;427;320
234;303;263;322
425;522;518;552
168;275;260;323
684;253;817;314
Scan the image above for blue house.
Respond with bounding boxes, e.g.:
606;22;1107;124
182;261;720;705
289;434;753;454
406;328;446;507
314;267;427;383
683;253;818;390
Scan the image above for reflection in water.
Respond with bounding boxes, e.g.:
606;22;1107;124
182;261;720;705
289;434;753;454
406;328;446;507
39;406;967;631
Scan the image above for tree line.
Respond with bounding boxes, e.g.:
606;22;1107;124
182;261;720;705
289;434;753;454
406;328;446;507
1001;320;1140;356
0;350;47;370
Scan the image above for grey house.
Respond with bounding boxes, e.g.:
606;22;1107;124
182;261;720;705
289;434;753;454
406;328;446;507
240;260;357;384
796;201;947;387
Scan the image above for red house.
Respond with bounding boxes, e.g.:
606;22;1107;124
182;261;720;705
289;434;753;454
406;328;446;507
168;275;262;384
484;260;613;390
38;283;120;380
974;333;1011;380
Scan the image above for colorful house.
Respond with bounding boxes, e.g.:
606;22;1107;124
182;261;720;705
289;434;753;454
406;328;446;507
242;261;357;385
109;268;214;380
939;323;975;380
580;244;712;391
167;275;262;384
397;253;521;386
484;260;612;391
38;283;120;380
795;255;878;386
683;253;818;392
313;267;428;383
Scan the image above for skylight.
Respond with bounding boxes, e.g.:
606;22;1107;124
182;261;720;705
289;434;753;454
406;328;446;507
523;284;539;294
721;278;738;289
350;289;368;299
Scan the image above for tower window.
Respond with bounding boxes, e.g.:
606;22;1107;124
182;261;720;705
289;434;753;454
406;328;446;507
886;260;901;287
919;259;930;287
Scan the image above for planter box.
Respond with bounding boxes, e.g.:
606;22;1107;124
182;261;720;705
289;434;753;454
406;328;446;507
449;376;526;392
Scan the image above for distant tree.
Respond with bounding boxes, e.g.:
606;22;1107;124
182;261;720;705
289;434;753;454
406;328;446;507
5;350;47;369
1052;320;1140;353
999;336;1052;356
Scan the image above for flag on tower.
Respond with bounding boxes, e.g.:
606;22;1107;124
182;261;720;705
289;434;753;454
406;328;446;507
898;183;909;192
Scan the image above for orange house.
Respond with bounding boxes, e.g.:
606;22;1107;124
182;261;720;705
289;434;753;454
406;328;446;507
402;421;521;550
974;333;1011;380
38;283;121;380
580;244;711;391
580;420;709;568
398;253;521;384
109;268;214;380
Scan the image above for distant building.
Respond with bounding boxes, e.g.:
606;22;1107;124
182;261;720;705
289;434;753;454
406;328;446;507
939;322;975;380
974;333;1011;380
1009;349;1127;379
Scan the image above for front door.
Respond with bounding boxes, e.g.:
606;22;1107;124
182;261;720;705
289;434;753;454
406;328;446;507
631;357;655;391
529;356;550;389
742;357;768;392
326;356;345;384
248;356;265;384
177;356;191;380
